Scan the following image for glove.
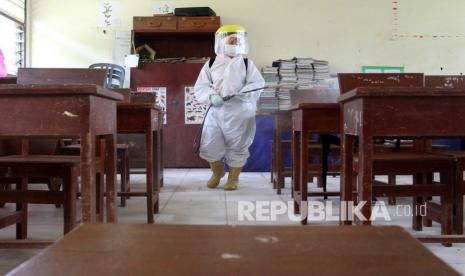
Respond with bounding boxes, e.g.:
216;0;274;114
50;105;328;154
209;94;224;106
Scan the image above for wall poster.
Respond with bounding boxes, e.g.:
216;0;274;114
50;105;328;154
184;86;207;124
136;86;167;124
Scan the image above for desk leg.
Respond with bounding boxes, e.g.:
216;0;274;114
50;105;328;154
158;114;164;188
16;178;28;239
321;134;330;200
300;130;309;225
153;130;159;214
412;173;424;231
96;138;105;223
146;130;155;224
271;128;276;187
63;167;77;234
105;134;117;223
455;162;464;235
441;168;453;236
16;139;28;238
81;132;97;223
276;128;284;195
423;173;433;227
341;134;354;225
357;134;373;225
158;128;164;188
292;130;300;214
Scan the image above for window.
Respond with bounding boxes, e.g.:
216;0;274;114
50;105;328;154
0;0;26;75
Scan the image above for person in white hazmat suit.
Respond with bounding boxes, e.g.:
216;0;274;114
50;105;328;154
194;25;265;190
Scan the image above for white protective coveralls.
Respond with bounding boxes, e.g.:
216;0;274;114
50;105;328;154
194;54;265;167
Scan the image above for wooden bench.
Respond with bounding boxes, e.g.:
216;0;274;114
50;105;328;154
425;75;465;234
0;155;80;238
0;84;122;223
15;68;132;207
337;73;429;204
270;110;340;195
339;87;464;242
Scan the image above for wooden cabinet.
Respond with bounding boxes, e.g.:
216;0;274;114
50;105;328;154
133;16;176;31
130;16;220;168
133;16;220;33
178;16;220;32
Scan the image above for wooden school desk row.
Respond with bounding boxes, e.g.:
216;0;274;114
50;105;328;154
276;73;465;241
0;68;164;242
7;224;459;275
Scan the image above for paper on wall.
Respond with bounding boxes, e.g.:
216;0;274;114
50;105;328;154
153;1;174;15
137;87;167;124
185;86;207;124
98;0;121;27
112;31;132;87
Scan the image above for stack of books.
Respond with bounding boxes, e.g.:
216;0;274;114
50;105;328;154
257;67;279;112
259;57;331;110
258;87;279;111
277;88;291;110
296;57;315;89
273;59;298;89
261;66;279;86
313;60;330;80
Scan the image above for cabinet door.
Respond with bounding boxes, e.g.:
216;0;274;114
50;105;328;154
174;63;208;167
130;63;208;168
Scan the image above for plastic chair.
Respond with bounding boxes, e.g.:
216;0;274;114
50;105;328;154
89;63;125;89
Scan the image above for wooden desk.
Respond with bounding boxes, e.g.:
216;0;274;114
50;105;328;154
339;87;465;226
337;73;424;93
425;75;465;89
0;77;17;84
8;224;457;275
270;110;292;194
269;109;339;195
17;68;107;87
117;103;163;223
290;89;340;222
0;84;122;223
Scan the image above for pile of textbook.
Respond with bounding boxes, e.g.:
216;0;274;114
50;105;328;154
257;66;279;112
258;57;332;111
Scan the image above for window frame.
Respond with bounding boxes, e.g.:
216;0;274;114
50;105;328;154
0;0;27;74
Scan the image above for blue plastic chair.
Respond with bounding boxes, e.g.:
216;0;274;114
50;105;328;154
89;63;125;89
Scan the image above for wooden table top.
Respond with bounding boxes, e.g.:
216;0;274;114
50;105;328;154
425;75;465;88
337;73;424;94
0;84;123;101
0;76;17;84
17;68;107;87
8;224;457;275
289;88;340;110
338;87;465;102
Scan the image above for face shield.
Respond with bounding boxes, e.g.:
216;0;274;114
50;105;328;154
214;25;249;56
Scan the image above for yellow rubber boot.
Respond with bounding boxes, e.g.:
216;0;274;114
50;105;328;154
207;161;225;188
224;167;241;191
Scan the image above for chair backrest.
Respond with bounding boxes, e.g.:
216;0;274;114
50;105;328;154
17;68;107;86
424;75;465;88
89;63;125;89
337;73;424;93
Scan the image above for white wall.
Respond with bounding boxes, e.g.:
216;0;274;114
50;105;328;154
29;0;465;74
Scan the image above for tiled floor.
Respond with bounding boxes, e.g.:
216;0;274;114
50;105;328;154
0;169;464;274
